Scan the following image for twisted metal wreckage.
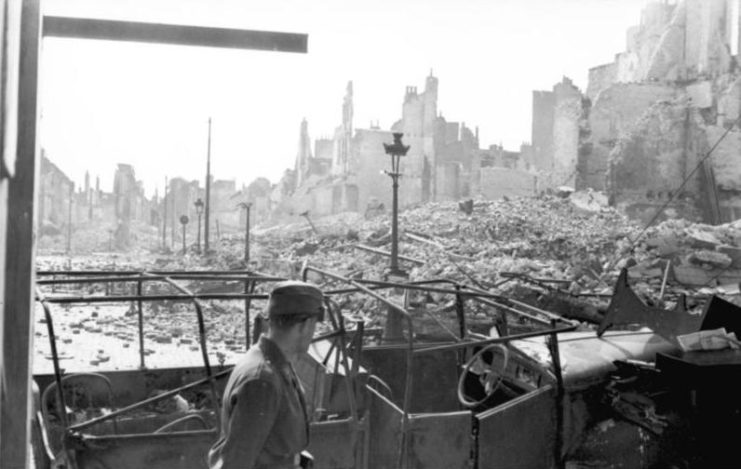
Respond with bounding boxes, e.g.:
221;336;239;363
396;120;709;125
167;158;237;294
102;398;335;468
31;261;741;469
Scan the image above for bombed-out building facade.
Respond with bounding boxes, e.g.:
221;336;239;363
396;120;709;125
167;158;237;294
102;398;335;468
271;74;538;220
532;0;741;224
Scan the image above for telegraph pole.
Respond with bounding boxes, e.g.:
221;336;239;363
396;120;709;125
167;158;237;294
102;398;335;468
204;117;212;253
162;176;168;249
66;183;74;253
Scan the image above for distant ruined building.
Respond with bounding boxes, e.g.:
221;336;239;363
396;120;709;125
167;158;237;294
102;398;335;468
276;72;536;219
531;0;741;224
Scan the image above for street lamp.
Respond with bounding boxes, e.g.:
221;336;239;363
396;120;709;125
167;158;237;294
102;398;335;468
382;132;410;275
238;202;252;263
194;198;204;254
180;215;189;255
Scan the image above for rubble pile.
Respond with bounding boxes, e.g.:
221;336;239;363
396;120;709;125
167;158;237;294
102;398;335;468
627;218;741;293
34;194;741;371
211;195;638;288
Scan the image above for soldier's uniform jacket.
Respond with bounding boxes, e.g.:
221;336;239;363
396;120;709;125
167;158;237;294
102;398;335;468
208;335;309;469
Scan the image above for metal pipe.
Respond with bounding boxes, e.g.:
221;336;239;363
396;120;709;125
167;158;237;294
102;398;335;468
69;368;232;432
35;290;70;431
36;269;278;277
37;293;270;304
548;319;566;469
659;260;672;302
151;275;221;429
326;279;479;297
137;280;145;369
37;274;282;284
470;296;552;327
464;285;565;321
391;171;400;274
352;244;425;266
412;324;578;355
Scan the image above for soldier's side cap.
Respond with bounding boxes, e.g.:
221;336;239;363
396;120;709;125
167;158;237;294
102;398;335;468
266;280;325;320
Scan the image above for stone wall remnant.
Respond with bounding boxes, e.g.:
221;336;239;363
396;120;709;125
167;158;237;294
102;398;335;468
530;77;585;190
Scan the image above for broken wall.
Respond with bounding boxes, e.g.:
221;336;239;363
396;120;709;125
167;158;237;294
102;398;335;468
353;128;396;214
531;90;555;169
530;77;584;190
646;0;733;81
436;162;460;201
607;99;708;222
583;83;677;190
38;152;73;234
704;126;741;220
587;63;617;102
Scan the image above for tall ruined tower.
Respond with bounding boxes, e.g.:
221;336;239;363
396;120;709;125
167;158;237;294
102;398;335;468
332;81;354;175
295;118;312;188
401;71;439;201
84;171;92;220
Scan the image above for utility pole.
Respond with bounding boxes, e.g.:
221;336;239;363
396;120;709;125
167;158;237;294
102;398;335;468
194;198;204;254
170;185;175;248
204;117;212;253
66;183;74;254
239;202;252;263
162;176;168;250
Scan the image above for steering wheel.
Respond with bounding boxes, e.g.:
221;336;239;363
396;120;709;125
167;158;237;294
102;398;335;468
457;343;510;408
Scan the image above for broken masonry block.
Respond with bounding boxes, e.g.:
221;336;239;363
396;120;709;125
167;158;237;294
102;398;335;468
688;250;732;269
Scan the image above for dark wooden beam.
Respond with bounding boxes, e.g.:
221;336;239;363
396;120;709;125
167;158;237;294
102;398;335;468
0;0;41;467
42;16;308;53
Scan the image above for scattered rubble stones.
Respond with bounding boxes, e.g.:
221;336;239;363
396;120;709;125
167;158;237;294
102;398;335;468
35;194;741;368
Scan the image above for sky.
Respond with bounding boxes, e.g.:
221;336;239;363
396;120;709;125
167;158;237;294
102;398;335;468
40;0;650;196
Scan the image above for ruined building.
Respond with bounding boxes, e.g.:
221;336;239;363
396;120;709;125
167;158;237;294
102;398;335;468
38;150;74;236
531;0;741;223
277;73;536;219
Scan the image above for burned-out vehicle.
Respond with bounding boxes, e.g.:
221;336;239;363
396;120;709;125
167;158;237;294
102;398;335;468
32;262;729;469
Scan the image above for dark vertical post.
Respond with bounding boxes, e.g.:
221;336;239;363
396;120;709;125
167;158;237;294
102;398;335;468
391;174;399;271
162;176;167;249
243;203;251;263
194;197;203;254
170;188;175;248
454;285;468;365
204;117;212;253
66;183;73;253
180;215;189;255
547;319;565;469
137;279;145;369
245;206;249;262
196;212;202;252
383;133;409;276
1;1;41;467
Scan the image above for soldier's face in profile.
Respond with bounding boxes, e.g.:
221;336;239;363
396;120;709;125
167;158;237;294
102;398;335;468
297;317;318;353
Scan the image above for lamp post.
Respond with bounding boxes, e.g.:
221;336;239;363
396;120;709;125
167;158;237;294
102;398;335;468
194;198;204;254
238;202;252;263
180;215;189;255
383;132;410;275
